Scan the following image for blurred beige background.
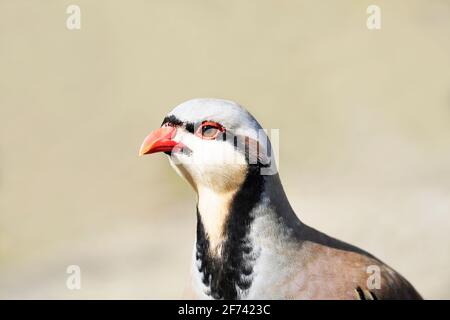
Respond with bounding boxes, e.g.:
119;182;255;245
1;0;449;299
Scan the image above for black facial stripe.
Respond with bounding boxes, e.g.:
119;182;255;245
195;165;264;300
161;117;270;166
161;115;195;133
185;122;195;134
161;115;183;126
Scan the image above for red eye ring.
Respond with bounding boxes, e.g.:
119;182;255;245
195;121;225;140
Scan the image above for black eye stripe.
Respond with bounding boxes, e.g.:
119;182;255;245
161;115;183;127
161;115;195;133
185;122;195;133
161;116;269;167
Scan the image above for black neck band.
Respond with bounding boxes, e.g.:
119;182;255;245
195;165;265;299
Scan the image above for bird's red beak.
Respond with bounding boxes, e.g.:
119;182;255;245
139;126;179;156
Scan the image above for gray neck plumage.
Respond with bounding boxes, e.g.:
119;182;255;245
194;165;302;299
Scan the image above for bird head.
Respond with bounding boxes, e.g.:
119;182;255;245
139;98;276;194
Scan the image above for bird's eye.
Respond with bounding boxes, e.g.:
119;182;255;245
196;121;224;140
202;125;219;137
